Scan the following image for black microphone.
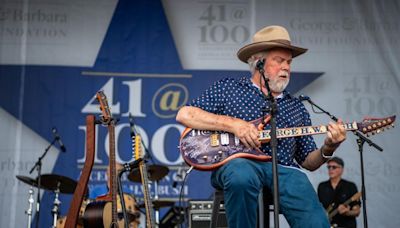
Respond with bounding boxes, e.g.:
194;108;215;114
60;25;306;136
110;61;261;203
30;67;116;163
122;158;143;172
256;58;265;70
298;94;310;101
52;127;66;152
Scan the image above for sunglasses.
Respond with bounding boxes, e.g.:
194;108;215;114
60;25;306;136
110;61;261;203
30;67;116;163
327;165;341;170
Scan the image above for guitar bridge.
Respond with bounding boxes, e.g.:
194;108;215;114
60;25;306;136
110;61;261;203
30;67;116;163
210;134;220;147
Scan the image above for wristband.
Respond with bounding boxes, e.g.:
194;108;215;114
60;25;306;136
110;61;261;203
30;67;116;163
320;145;333;159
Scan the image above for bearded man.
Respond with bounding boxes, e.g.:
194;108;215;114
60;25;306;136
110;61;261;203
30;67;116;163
176;25;347;228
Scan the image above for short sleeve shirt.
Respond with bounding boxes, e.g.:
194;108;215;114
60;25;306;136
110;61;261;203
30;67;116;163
318;179;361;228
188;77;317;167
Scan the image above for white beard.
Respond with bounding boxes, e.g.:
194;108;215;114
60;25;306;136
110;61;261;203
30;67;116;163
268;71;289;93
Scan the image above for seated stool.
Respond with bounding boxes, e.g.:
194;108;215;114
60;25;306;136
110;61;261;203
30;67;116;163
210;188;278;228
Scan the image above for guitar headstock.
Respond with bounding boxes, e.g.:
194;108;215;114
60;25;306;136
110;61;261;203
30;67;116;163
357;115;396;136
134;135;143;160
96;91;112;124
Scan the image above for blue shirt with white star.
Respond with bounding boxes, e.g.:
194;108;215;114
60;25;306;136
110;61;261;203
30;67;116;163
188;77;317;168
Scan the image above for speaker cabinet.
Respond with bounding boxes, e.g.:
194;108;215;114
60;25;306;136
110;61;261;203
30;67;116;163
188;200;227;228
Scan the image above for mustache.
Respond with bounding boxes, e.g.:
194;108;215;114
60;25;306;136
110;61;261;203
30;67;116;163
279;71;289;77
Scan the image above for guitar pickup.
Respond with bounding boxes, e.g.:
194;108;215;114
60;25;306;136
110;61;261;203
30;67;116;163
234;136;240;146
210;134;220;147
220;133;229;146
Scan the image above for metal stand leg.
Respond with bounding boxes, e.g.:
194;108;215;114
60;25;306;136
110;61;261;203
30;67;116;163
154;181;159;228
51;182;61;228
25;187;35;228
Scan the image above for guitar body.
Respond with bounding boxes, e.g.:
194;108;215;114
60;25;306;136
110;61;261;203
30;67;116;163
180;116;271;171
83;201;125;228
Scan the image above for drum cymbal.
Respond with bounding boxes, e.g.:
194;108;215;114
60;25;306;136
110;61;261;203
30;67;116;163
16;175;38;187
137;199;175;209
39;174;77;194
128;165;169;182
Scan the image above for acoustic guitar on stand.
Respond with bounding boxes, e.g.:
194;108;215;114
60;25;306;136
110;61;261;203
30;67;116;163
83;91;121;228
180;115;396;171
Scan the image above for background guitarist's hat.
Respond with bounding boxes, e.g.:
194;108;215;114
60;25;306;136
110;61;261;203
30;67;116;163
237;25;307;63
328;157;344;167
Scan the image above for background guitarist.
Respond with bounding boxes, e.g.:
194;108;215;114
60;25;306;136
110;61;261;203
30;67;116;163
318;157;361;228
176;25;347;228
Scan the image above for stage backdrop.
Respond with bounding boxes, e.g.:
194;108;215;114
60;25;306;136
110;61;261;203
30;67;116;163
0;0;399;227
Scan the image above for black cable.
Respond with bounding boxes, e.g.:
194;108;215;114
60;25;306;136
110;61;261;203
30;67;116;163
117;170;129;228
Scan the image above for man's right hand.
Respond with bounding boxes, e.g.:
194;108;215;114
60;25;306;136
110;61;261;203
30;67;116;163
232;119;261;149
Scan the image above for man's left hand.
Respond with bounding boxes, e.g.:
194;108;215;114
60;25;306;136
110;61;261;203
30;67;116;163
324;119;347;149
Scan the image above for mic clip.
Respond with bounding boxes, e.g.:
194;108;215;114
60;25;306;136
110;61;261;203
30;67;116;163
256;59;265;71
120;158;144;173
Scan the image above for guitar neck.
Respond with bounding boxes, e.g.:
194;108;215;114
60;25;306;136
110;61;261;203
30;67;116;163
259;122;358;141
328;192;361;219
134;135;155;228
108;124;118;226
140;162;156;228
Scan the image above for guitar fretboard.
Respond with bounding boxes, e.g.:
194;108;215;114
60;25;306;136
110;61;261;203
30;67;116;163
135;135;155;228
259;122;358;141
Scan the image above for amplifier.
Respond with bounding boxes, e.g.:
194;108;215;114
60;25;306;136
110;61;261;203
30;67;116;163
188;200;227;228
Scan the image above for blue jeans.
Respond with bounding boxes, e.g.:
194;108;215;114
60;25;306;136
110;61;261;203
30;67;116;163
211;158;329;228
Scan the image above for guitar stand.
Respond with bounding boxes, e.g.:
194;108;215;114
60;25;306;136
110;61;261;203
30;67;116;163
25;187;35;228
51;182;61;228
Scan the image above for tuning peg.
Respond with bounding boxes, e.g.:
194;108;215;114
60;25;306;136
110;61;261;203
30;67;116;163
366;133;370;137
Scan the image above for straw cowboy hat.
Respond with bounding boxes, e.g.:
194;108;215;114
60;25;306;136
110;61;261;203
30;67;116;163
237;25;307;63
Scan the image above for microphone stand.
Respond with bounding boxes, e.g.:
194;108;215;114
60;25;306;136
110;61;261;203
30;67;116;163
117;159;142;228
117;169;129;228
29;137;58;228
257;60;280;228
302;97;383;228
